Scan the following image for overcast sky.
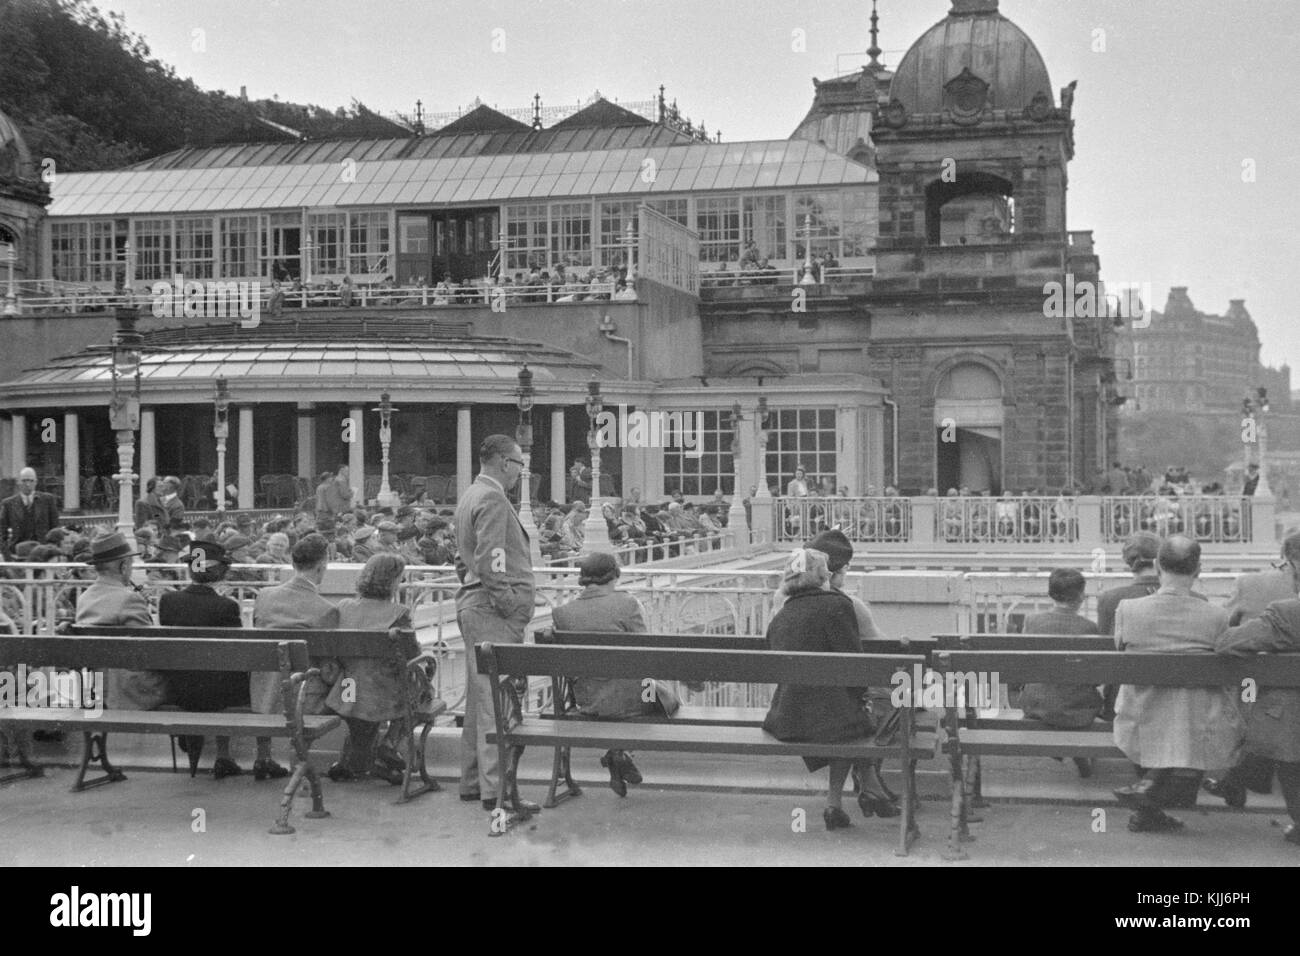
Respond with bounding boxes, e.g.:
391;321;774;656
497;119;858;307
104;0;1300;371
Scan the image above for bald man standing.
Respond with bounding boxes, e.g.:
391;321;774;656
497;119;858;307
0;467;60;560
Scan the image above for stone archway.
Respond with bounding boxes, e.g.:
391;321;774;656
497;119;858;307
934;361;1004;494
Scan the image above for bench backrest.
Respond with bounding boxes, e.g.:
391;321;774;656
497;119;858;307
936;649;1300;687
542;629;935;658
65;624;414;659
933;634;1115;652
480;643;924;688
0;635;310;673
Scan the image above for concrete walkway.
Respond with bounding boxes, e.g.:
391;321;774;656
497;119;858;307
2;733;1296;866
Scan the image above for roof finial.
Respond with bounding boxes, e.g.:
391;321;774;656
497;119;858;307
867;0;882;70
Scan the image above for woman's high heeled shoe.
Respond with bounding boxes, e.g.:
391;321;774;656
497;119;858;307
823;806;854;830
859;789;902;819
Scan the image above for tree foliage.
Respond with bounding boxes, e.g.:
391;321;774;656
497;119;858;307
0;0;385;172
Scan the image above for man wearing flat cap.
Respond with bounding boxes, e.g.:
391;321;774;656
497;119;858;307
76;532;164;710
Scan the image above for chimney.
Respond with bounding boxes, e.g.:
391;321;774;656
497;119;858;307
240;85;248;101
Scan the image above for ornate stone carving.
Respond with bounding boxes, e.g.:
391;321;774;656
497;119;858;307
1025;90;1053;122
882;98;908;129
944;67;988;119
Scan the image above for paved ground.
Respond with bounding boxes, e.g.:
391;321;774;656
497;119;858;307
2;732;1297;866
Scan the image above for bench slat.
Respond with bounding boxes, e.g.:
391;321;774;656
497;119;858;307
937;650;1300;686
0;707;341;737
948;729;1123;758
486;644;923;686
934;635;1115;652
66;626;414;659
490;720;937;758
0;637;308;672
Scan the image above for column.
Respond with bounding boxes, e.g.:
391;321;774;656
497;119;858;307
296;402;316;478
11;411;26;474
238;406;254;509
456;405;472;496
0;416;12;478
63;412;80;511
836;406;860;496
139;408;156;485
348;406;364;504
550;407;566;504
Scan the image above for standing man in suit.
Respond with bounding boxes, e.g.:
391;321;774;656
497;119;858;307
1111;536;1243;833
1216;543;1300;846
1;467;60;560
454;434;538;814
1203;532;1300;806
248;533;339;781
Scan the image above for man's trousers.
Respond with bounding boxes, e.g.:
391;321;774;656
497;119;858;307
458;599;529;800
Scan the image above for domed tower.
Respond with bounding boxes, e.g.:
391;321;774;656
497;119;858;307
863;0;1113;494
0;108;51;304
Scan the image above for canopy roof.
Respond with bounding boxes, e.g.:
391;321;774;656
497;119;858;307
49;139;875;218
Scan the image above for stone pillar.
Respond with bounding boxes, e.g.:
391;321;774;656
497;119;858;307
63;412;80;511
238;406;255;509
296;402;315;478
139;408;156;486
836;405;860;495
456;405;473;496
912;496;936;545
550;407;566;504
348;406;364;504
1076;495;1102;550
11;412;25;473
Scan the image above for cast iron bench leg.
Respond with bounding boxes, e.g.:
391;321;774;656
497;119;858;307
398;719;441;804
72;732;126;792
0;732;44;785
544;745;582;809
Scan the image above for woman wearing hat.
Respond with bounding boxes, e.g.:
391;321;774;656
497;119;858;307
324;553;417;784
351;524;379;563
551;552;678;797
762;547;895;831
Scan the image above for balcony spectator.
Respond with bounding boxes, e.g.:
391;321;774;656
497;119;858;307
338;276;355;307
758;257;779;285
1243;464;1260;497
787;467;810;498
267;280;285;317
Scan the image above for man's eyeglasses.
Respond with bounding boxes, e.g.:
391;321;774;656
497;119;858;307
505;458;525;468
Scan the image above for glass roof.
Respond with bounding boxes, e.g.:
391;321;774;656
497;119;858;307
50;139;875;218
1;339;602;393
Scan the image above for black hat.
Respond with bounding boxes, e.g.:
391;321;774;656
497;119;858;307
576;551;620;586
182;540;231;568
807;528;854;572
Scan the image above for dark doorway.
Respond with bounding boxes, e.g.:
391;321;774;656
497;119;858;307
937;426;1002;494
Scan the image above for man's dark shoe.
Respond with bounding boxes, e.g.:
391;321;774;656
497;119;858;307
1113;779;1158;810
252;758;290;781
482;797;541;813
600;750;628;797
459;790;482;802
1284;824;1300;847
1073;757;1094;779
615;751;642;786
1202;776;1247;809
1128;810;1185;833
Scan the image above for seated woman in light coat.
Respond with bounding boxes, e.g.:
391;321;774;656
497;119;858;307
324;553;418;785
550;552;678;797
762;547;888;831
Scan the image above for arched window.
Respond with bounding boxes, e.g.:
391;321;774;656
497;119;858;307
924;171;1015;246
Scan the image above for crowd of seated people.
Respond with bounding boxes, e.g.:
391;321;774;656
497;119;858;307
534;492;730;565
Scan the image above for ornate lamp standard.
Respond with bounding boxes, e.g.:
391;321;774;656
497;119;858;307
581;379;613;551
515;366;543;566
797;216;817;285
213;378;229;513
373;392;400;508
1243;388;1272;497
754;396;772;499
622;220;637;284
108;307;143;549
726;401;750;541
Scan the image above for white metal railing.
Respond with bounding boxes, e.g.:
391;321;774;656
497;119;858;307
937;496;1075;545
698;264;875;288
1102;495;1250;545
775;497;909;543
542;529;733;566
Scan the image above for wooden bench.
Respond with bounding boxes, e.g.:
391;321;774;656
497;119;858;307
934;648;1300;860
931;634;1116;803
537;630;938;806
477;642;936;855
0;635;334;834
67;625;447;803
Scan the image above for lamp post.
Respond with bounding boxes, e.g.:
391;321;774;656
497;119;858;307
515;366;544;566
582;379;613;551
622;219;637;284
1244;388;1272;498
754;396;772;499
3;242;16;315
373;392;400;508
726;401;750;542
213;378;229;513
798;216;817;285
108;307;143;550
